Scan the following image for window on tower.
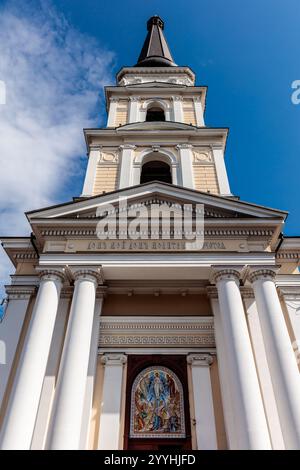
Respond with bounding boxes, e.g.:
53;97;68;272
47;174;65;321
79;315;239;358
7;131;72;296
140;160;172;184
146;106;166;122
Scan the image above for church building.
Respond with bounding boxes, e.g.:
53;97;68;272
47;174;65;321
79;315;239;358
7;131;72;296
0;16;300;450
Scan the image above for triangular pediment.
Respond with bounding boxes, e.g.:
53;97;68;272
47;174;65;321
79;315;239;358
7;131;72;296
27;182;287;222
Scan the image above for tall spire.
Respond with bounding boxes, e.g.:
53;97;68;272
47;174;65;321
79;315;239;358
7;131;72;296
135;15;176;67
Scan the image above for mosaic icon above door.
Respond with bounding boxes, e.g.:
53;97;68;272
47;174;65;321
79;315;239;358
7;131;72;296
130;366;186;439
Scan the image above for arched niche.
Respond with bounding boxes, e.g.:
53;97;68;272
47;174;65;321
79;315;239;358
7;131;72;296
140;160;171;184
132;149;179;186
141;99;171;122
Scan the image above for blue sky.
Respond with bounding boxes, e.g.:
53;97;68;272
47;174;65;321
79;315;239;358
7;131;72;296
55;0;300;233
0;0;299;301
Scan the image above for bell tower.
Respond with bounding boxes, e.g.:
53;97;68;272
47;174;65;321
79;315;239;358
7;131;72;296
81;15;231;197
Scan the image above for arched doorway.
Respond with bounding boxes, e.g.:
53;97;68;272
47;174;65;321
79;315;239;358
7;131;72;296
140;160;172;184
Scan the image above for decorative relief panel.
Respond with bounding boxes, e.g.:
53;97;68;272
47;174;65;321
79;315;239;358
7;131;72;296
99;151;119;164
193;149;213;164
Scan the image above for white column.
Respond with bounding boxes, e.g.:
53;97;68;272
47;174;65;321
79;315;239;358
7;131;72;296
128;96;140;123
249;268;300;449
119;145;136;188
212;267;271;449
98;353;127;450
193;97;205;126
79;294;104;449
187;354;217;450
48;268;102;450
0;270;64;450
81;148;100;196
0;286;36;408
107;98;119;127
207;288;238;449
212;145;231;195
243;291;285;449
176;144;194;189
172;96;183;122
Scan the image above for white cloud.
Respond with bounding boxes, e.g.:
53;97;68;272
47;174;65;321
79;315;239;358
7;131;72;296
0;0;115;296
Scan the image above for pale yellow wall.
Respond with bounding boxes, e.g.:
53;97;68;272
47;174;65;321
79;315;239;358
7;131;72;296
182;99;196;126
15;262;37;275
88;357;105;449
102;294;212;316
187;362;198;449
278;262;300;274
210;358;228;449
92;164;119;195
114;100;128;126
193;164;220;194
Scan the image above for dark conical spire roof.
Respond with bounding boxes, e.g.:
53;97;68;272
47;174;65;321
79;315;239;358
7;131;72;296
135;16;176;67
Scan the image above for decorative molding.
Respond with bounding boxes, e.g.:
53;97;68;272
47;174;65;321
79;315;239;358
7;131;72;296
39;227;275;239
37;269;66;283
187;353;213;366
276;252;300;260
248;268;279;283
119;144;137;151
99;151;119;164
98;316;215;350
70;267;103;284
5;285;37;300
278;286;300;301
193;149;212;163
99;335;215;347
100;353;127;366
240;287;255;299
206;286;218;299
13;252;38;260
211;268;241;284
176;144;193;150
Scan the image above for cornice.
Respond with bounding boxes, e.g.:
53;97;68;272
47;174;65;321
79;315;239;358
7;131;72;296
5;285;37;299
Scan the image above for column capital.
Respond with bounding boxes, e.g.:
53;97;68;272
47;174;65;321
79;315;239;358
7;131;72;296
119;144;137;151
129;96;140;102
172;95;183;101
69;267;103;284
193;96;202;103
36;268;66;283
187;353;214;366
210;265;245;284
109;97;119;103
101;353;127;366
247;266;280;284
